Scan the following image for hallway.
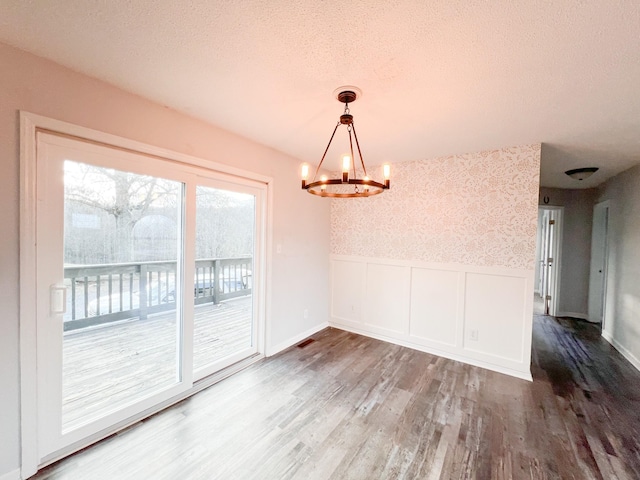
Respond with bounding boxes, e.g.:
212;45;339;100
530;313;640;477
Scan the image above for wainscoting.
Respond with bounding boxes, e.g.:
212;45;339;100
330;255;534;380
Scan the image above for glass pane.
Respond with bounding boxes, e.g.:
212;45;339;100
193;185;255;371
62;161;183;431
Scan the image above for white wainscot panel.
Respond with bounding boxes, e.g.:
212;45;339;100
331;260;365;325
364;263;410;335
409;268;459;346
464;273;526;362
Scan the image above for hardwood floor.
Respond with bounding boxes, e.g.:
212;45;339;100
32;313;640;479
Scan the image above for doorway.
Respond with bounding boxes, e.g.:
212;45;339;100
534;207;563;316
588;201;610;325
22;124;267;472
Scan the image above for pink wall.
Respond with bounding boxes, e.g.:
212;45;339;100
0;42;330;476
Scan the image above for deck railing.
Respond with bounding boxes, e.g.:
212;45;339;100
63;257;252;331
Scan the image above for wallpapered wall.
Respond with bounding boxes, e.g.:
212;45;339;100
331;144;541;270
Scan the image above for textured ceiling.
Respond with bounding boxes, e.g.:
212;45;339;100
1;1;639;189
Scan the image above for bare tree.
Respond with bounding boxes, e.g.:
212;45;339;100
64;161;255;266
65;162;174;263
195;187;254;259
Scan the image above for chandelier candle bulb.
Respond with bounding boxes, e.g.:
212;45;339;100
363;176;370;192
301;163;309;188
383;164;391;188
321;175;328;191
342;155;350;182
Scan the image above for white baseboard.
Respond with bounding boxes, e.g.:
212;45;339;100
0;468;21;480
602;330;640;373
330;322;533;382
266;322;329;357
557;311;589;321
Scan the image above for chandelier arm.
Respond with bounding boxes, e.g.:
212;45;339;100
350;122;367;177
314;121;341;181
348;128;356;179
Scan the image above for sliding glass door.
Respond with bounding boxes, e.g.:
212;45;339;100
35;132;264;463
193;183;257;377
61;161;184;431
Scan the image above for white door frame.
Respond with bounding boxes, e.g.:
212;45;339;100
588;200;610;325
534;213;544;295
19;111;273;478
536;206;563;316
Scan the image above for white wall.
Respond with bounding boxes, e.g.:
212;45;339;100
330;145;541;379
596;164;640;371
538;187;597;318
0;42;330;477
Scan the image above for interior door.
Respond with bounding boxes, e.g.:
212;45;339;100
538;211;550;298
588;202;609;324
537;208;560;316
543;211;555;315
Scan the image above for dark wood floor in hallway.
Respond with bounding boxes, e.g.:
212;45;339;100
32;314;640;480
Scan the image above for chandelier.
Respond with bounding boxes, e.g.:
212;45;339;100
301;87;390;198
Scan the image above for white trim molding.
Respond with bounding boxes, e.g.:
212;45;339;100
334;323;533;381
557;311;590;321
329;254;535;381
602;331;640;373
19;111;40;480
266;322;329;357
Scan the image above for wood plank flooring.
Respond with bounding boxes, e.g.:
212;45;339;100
62;296;252;428
33;313;640;479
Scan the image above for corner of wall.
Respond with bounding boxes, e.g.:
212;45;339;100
266;321;329;357
0;468;21;480
602;330;640;373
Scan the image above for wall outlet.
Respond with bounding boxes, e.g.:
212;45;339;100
470;329;479;341
303;309;309;319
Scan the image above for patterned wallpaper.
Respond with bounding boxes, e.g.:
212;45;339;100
331;144;541;269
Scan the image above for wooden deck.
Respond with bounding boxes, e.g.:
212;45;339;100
62;296;253;429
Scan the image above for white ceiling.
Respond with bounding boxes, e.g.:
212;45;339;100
1;1;639;189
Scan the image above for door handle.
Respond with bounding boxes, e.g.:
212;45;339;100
50;285;67;314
